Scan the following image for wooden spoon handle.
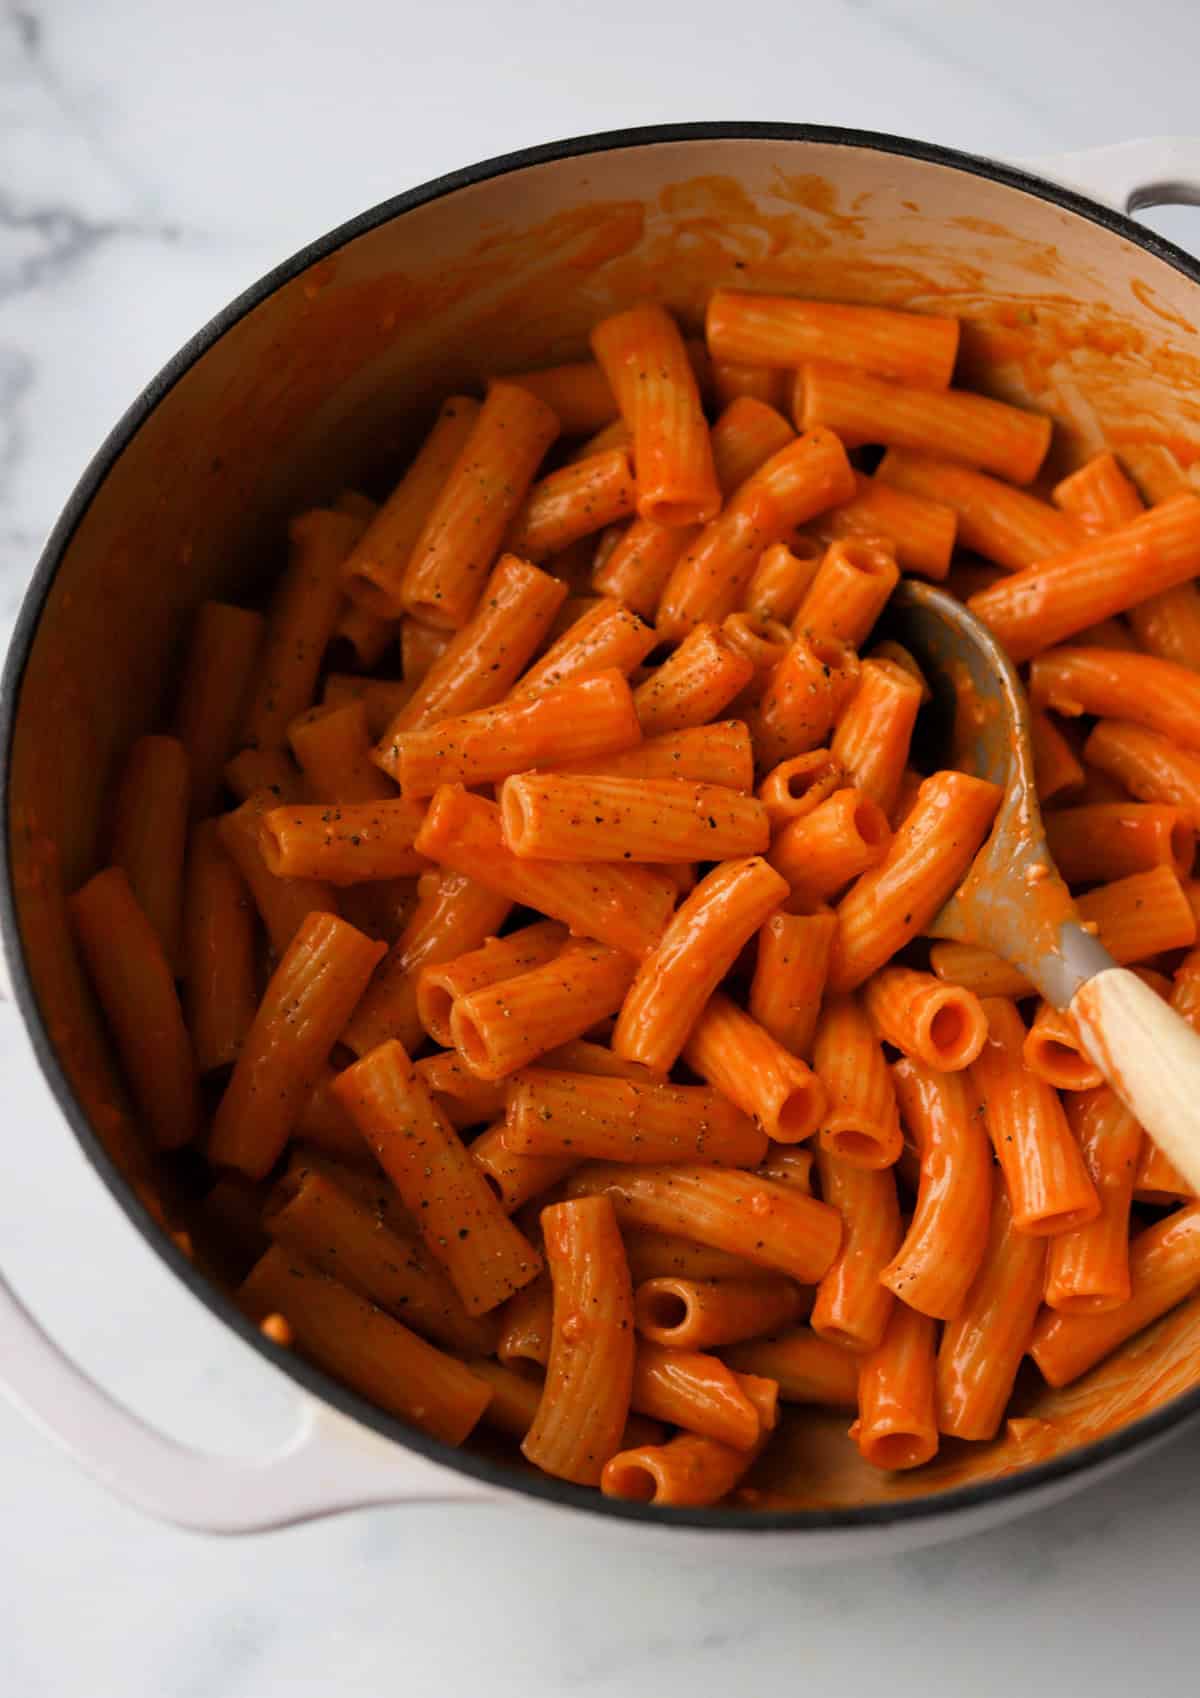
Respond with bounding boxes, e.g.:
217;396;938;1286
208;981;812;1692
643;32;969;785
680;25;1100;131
1071;968;1200;1195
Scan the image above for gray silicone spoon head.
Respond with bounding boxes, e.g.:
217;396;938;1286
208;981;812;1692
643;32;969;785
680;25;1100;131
884;580;1113;1011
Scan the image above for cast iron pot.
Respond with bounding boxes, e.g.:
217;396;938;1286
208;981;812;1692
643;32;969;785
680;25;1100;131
3;125;1200;1555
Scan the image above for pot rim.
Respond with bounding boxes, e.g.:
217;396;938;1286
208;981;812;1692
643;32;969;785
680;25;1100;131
4;120;1199;1535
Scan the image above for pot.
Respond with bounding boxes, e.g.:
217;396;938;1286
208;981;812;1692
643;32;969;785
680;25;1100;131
3;125;1200;1556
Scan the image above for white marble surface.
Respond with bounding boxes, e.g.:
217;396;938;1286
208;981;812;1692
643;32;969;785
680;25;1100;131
2;1;1200;1692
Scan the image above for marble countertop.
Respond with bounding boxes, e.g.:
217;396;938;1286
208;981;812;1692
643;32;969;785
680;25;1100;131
3;2;1200;1692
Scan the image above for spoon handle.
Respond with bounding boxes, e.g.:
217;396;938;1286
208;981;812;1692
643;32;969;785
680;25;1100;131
1071;969;1200;1195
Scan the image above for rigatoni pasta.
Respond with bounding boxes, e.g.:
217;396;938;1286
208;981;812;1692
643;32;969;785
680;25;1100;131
71;281;1200;1512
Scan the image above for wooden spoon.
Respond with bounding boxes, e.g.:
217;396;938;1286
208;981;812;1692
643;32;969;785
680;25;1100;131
886;579;1200;1193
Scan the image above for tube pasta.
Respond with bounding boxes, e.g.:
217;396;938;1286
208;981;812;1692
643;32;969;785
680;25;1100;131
450;940;638;1080
503;1069;765;1166
340;397;482;617
792;537;900;649
683;993;827;1144
380;670;642;796
1031;1203;1200;1387
745;539;822;625
633;623;757;736
263;1166;496;1354
111;734;190;973
506;448;636;562
557;721;754;790
768;787;892;902
634;1276;804;1351
798;362;1050;484
706;291;959;388
828;771;1002;992
613;857;788;1071
813;993;903;1169
819;472;956;579
288;701;395;805
863;967;988;1073
709;396;796;498
830;657;924;817
877;448;1081;571
332;1038;543;1314
969;997;1099;1235
70;867;201;1151
208;913;385;1179
516;598;659;698
851;1302;939;1471
656;429;855;638
749;632;861;770
591;302;720;529
400;381;559;629
343;868;510;1058
722;1329;860;1408
416;920;567;1048
500;772;769;863
883;1060;992;1319
174;602;264;816
470;1122;576;1214
749;909;837;1061
258;799;429;884
1053;451;1144;532
182;820;257;1074
810;1147;900;1353
1044;1088;1142;1315
757;751;845;828
567;1162;842;1284
522;1196;636;1484
935;1186;1045;1440
630;1340;777;1449
414;786;676;960
1022;1001;1104;1092
968;495;1200;663
241;508;363;750
388;554;567;732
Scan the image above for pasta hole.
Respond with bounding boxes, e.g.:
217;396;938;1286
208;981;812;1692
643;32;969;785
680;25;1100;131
452;1009;491;1072
642;1289;689;1335
1034;1037;1096;1089
1050;1291;1123;1315
406;597;453;629
817;1324;862;1351
603;1462;659;1503
787;766;825;800
342;573;396;622
258;820;286;873
776;1087;819;1142
1046;1038;1082;1068
854;799;888;848
1031;1208;1092;1235
840;538;895;580
809;635;848;672
419;983;455;1044
499;786;530;851
1171;819;1195;874
828;1129;881;1163
260;1169;303;1231
644;498;706;528
867;1431;926;1470
928;1003;967;1057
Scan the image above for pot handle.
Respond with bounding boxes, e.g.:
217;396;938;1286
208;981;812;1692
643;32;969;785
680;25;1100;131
0;1259;495;1531
1014;137;1200;214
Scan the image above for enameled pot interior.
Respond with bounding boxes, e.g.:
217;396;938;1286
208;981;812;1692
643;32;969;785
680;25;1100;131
8;128;1200;1526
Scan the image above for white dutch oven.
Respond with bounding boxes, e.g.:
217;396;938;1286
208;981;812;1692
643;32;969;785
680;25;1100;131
3;125;1200;1557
